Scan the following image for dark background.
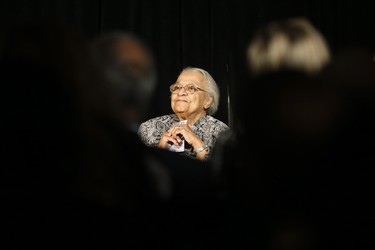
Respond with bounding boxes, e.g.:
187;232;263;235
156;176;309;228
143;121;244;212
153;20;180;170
1;0;374;127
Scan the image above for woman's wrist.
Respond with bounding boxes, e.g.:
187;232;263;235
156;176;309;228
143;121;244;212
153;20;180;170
195;144;208;154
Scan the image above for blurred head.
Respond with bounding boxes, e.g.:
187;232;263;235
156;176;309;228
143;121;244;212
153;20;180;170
170;67;219;119
1;21;160;215
247;17;331;77
91;32;157;128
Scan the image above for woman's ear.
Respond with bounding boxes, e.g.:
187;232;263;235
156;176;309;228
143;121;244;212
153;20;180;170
204;96;213;109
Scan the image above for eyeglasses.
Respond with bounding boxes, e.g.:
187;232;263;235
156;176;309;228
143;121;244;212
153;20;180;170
169;84;207;94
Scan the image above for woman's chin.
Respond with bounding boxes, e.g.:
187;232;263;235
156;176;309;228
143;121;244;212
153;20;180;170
173;105;188;113
174;110;187;115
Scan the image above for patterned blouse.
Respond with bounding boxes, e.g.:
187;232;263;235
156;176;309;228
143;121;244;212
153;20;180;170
137;114;230;160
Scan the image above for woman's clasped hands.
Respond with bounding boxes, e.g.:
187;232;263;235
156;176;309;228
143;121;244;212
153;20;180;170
158;122;205;154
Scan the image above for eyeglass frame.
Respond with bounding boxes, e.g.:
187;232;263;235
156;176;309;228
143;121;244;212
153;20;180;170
169;83;208;94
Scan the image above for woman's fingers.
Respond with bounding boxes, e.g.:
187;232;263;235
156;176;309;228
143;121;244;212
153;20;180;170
162;129;182;146
167;135;181;146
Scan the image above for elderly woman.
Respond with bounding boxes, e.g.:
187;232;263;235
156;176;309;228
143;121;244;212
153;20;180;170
137;66;229;160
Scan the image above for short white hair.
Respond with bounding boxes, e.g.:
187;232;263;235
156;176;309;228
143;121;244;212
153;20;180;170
181;67;220;115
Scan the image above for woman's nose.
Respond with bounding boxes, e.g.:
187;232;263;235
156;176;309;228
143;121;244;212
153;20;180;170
177;87;187;94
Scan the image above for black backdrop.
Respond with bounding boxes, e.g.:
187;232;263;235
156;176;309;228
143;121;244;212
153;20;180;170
2;0;375;127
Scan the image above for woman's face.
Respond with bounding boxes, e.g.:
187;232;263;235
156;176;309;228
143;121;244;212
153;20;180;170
170;70;211;119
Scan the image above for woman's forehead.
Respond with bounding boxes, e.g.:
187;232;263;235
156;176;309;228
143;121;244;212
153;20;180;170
176;71;204;84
